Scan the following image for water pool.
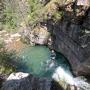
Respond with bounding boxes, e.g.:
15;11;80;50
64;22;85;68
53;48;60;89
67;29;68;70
16;45;70;78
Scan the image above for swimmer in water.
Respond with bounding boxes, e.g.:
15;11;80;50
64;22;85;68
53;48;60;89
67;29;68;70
50;50;56;60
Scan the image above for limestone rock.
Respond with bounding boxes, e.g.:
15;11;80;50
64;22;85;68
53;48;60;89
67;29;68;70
21;25;50;45
77;0;90;6
29;26;50;45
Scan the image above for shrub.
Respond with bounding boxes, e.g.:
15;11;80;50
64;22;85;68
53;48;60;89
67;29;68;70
0;52;16;74
0;43;16;74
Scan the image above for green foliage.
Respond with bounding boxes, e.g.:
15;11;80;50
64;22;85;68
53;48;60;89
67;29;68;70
0;0;17;32
28;0;42;13
3;2;17;32
0;39;4;49
0;43;16;74
27;0;43;26
0;0;5;30
52;11;63;22
0;0;64;32
0;53;16;74
0;0;44;31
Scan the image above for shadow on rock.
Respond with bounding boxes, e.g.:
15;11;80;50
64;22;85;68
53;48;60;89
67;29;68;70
1;72;64;90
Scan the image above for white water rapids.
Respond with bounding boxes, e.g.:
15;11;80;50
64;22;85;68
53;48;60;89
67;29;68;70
52;66;90;90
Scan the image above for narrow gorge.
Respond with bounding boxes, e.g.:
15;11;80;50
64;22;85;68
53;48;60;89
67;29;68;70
0;0;90;90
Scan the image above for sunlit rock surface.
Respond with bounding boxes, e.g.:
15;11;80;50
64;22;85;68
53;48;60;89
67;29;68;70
21;26;50;45
30;26;50;45
77;0;90;6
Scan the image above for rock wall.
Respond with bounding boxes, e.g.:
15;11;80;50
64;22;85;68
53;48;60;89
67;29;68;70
46;1;90;76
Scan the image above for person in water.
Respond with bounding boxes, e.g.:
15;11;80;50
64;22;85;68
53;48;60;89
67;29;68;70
41;50;56;71
45;50;56;70
50;50;56;60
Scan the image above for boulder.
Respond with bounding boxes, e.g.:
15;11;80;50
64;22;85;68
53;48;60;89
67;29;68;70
29;26;50;45
20;26;50;45
1;72;51;90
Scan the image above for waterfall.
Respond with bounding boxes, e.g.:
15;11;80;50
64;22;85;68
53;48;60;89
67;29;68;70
74;77;90;90
52;66;75;89
52;66;90;90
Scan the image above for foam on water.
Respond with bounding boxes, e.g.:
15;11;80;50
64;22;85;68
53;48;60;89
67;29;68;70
74;77;90;90
52;66;90;90
52;66;75;85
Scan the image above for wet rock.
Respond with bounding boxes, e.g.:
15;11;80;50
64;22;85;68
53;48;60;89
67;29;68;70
51;81;64;90
77;0;90;6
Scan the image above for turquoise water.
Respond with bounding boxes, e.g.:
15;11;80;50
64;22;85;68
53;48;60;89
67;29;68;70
15;45;90;90
16;45;70;78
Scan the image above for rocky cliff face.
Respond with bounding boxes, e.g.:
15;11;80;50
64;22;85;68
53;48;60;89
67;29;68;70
46;1;90;76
